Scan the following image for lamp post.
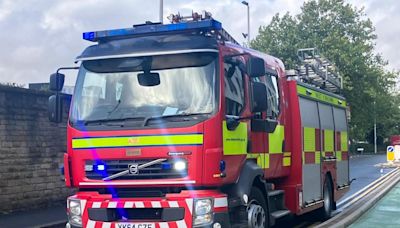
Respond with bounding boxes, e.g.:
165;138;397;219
374;101;377;154
241;1;250;44
159;0;164;23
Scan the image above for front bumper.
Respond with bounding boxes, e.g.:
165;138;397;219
67;190;230;228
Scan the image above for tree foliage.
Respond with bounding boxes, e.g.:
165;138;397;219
251;0;400;144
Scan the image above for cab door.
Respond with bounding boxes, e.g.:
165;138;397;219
222;57;249;180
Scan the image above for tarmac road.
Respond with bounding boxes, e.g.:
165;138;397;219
343;154;393;199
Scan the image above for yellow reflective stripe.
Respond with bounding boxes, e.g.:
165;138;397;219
324;130;334;151
268;125;285;154
341;131;348;151
72;134;203;149
283;157;291;166
336;151;342;161
315;151;321;164
283;151;291;166
247;153;269;168
303;127;315;152
297;85;346;108
223;121;248;155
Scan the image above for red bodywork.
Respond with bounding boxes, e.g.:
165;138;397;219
391;135;400;146
64;41;348;227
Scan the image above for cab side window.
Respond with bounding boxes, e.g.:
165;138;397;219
224;62;245;116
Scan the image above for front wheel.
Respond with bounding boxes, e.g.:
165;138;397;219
247;187;269;228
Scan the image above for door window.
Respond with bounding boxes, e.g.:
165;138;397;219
224;62;245;116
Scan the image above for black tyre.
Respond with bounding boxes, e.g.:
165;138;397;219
319;177;334;220
247;187;269;228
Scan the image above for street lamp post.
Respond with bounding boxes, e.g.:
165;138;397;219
159;0;164;23
374;101;377;154
241;1;250;45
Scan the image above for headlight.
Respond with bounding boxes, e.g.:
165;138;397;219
193;198;213;226
173;160;186;171
69;200;81;216
68;199;82;227
195;199;212;215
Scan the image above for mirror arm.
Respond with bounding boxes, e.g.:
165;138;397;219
225;115;255;121
238;115;256;120
56;67;79;74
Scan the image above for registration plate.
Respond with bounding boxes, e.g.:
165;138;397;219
116;223;155;228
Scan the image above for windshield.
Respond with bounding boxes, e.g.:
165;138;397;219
70;52;218;126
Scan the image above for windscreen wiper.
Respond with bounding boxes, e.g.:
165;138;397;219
83;116;145;126
107;99;121;118
143;113;208;126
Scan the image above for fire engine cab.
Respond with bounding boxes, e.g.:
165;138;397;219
48;12;350;228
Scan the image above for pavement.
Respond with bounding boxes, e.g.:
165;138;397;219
349;181;400;227
0;154;389;228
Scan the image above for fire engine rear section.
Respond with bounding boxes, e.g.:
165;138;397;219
48;12;350;228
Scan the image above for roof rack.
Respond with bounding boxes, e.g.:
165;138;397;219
82;11;239;45
286;48;343;94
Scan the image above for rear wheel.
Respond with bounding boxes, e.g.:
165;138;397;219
247;187;269;228
319;177;334;220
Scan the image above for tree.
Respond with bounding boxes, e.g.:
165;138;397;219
251;0;400;144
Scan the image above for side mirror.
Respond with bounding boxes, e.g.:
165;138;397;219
138;72;160;86
48;94;63;123
265;118;278;133
247;56;265;78
251;118;278;133
251;82;268;113
50;73;65;91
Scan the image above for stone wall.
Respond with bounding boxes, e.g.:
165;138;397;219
0;85;73;213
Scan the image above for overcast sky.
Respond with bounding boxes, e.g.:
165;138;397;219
0;0;398;86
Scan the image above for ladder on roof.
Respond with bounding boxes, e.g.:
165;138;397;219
287;48;343;94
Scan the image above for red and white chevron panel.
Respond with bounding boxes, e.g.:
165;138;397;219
80;197;228;228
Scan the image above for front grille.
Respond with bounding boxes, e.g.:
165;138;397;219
85;159;188;180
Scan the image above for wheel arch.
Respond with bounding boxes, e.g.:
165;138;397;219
223;159;269;206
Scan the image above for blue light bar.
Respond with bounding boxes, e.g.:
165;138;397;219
83;19;222;42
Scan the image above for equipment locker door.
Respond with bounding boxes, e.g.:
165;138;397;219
333;107;349;187
299;97;322;204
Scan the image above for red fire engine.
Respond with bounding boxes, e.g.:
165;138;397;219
48;12;350;228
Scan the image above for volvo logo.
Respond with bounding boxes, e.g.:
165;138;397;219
128;164;139;175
